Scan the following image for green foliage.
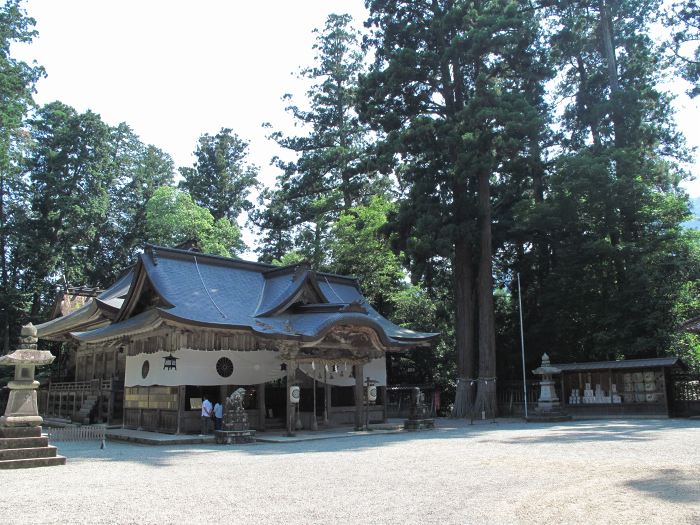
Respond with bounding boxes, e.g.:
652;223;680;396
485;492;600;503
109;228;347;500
145;186;244;257
328;195;404;313
359;0;550;415
0;0;44;351
665;1;700;97
255;13;390;265
271;250;307;267
1;78;179;346
2;0;699;390
178;128;258;222
26;102;117;290
503;0;700;370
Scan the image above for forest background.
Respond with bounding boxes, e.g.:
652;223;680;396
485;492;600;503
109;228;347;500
2;0;700;413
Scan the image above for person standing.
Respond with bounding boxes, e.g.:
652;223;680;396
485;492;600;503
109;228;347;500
201;395;213;435
213;399;223;431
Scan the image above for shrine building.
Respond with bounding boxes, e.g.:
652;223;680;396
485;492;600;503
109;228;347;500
34;244;437;434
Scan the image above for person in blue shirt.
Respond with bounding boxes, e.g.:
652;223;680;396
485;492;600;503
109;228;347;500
213;400;223;431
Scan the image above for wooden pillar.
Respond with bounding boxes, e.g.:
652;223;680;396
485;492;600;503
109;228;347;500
122;387;128;429
91;348;97;380
175;386;185;434
44;380;51;417
380;386;387;422
660;368;670;417
323;383;333;425
107;379;115;425
257;383;266;431
354;363;364;430
560;375;566;407
311;378;318;431
286;364;295;436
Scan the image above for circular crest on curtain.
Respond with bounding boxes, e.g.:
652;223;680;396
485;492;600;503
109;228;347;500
216;357;234;378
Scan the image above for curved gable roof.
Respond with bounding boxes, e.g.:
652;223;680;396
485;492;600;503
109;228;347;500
70;245;438;347
35;268;134;341
255;264;332;317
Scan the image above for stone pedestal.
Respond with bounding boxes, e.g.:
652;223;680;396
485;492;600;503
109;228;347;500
215;388;256;445
0;324;66;468
527;353;571;423
404;387;435;431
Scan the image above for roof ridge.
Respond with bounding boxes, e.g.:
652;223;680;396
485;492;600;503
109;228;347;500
143;244;277;271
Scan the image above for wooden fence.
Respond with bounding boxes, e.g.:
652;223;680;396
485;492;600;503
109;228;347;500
45;425;106;442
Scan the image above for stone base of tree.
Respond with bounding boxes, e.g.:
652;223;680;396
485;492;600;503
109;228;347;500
403;418;435;431
215;429;256;444
525;412;572;423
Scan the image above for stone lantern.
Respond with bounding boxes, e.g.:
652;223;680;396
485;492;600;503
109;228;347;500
527;353;571;422
0;323;66;468
0;323;55;427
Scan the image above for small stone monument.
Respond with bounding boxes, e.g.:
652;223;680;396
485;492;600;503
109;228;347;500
527;353;571;422
215;388;256;444
403;386;435;431
0;324;66;468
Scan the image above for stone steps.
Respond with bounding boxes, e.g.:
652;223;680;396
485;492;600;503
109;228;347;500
0;426;40;438
0;425;66;469
0;455;66;469
0;445;58;461
77;396;98;424
0;436;49;449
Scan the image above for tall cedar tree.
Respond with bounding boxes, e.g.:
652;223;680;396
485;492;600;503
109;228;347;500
0;0;43;352
256;13;389;266
25;102;116;317
359;0;548;417
178;128;258;222
511;0;698;365
21;103;176;330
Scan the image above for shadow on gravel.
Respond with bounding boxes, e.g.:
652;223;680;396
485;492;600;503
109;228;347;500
55;418;700;465
625;468;700;504
497;420;670;444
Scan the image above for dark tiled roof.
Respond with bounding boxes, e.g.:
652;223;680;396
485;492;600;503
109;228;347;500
36;268;134;340
71;245;438;347
552;357;686;372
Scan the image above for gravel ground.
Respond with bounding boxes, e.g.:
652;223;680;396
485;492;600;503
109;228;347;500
2;418;699;525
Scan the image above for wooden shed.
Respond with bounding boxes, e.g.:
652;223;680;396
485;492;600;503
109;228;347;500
552;357;687;417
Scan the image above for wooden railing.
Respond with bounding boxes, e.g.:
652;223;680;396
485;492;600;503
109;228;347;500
45;424;106;442
48;380;94;392
42;378;122;424
497;380;540;417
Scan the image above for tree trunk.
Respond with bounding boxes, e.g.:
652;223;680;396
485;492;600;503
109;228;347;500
473;169;497;419
0;174;9;354
599;0;627;284
452;239;476;418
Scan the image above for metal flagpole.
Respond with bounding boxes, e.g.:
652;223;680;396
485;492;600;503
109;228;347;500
517;272;528;419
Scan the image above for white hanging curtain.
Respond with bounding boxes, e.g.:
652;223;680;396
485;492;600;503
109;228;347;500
125;349;286;387
298;358;387;387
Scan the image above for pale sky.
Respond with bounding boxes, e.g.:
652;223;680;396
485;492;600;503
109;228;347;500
12;1;700;220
